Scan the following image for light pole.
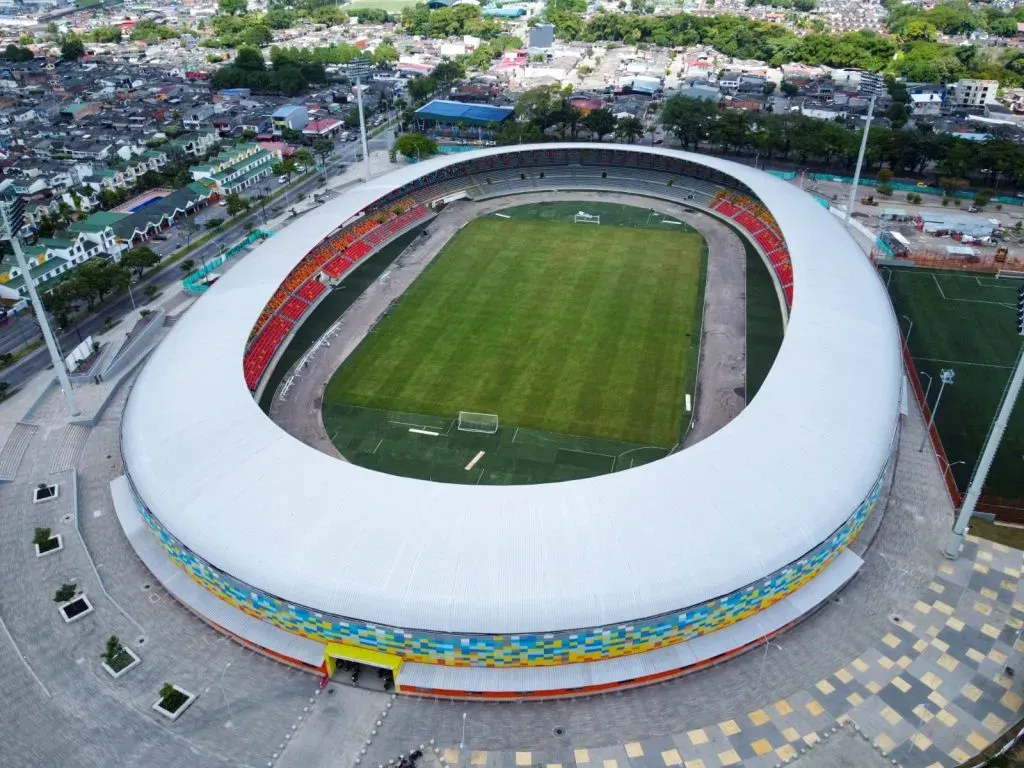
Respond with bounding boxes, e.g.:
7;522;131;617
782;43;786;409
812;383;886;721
944;344;1024;559
845;72;883;228
918;369;932;407
756;636;782;691
919;368;954;452
900;314;913;347
459;711;467;749
0;193;79;416
346;59;374;183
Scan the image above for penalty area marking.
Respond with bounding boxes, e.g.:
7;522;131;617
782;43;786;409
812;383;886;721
685;394;692;413
493;213;511;219
465;451;485;471
409;428;440;436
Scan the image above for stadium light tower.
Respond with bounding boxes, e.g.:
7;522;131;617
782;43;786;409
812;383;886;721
0;192;79;417
918;368;954;452
346;59;374;183
845;72;884;229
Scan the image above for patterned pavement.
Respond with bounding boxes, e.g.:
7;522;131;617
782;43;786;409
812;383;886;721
435;536;1024;768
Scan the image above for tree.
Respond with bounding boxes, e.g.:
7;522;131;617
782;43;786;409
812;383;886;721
218;0;248;15
876;167;894;183
143;284;159;301
122;246;160;278
661;95;716;150
373;41;399;67
54;583;76;603
102;635;123;665
582;108;616;141
615;116;645;144
234;45;266;72
431;59;465;91
393;132;438;160
225;192;249;215
407;76;436;104
764;81;777;96
180;259;197;275
74;259;131;308
182;217;199;248
1;44;33;62
159;683;177;702
780;81;799;97
33;527;52;547
61;36;85;61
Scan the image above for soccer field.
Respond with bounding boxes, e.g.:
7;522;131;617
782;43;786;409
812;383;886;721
325;206;707;450
883;267;1024;499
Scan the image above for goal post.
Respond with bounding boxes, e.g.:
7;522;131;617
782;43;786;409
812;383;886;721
458;411;499;434
573;211;601;225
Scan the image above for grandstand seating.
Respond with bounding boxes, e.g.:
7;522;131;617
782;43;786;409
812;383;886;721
243;316;294;390
296;279;326;303
323;255;354;280
280;296;309;322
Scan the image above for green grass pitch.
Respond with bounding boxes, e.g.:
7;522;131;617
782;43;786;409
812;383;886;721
325;208;707;448
883;267;1024;499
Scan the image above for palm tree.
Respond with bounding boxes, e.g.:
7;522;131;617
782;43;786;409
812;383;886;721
615;116;644;144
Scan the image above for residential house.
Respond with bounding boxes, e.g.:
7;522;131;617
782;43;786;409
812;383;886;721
183;103;216;130
272;105;309;133
189;142;280;195
949;79;998;109
167;129;220;158
60;102;102;121
910;92;943;117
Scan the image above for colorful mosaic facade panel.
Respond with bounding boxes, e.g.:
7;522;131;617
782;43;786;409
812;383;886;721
131;462;886;667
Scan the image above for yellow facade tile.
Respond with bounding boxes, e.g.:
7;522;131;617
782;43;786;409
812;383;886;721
866;681;882;694
967;647;986;663
974;563;990;575
603;760;617;768
982;623;1000;638
929;581;945;594
995;674;1014;690
816;679;835;695
929;692;949;708
660;750;681;767
683;761;704;768
940;563;954;574
878;655;894;670
774;699;793;716
931;638;950;653
782;727;800;742
687;729;708;747
718;720;740;737
962;683;983;702
881;706;902;726
983;713;1007;733
914;639;929;653
803;732;820;746
805;699;824;717
775;745;797;762
915;600;932;614
990;649;1008;665
934;601;954;615
851;658;869;673
913;704;934;722
912;733;933;751
624;743;644;759
921;671;944;690
938;653;959;671
946;749;970;765
892;676;912;693
875;733;896;753
979;549;993;561
516;753;532;767
966;733;991;753
472;753;488;766
975;601;993;616
750;739;772;756
926;625;940;638
717;750;740;767
882;633;901;648
937;710;958;727
947;617;966;631
444;750;461;764
574;749;590;765
1001;691;1024;711
748;709;769;726
981;587;999;600
835;668;853;684
846;692;864;707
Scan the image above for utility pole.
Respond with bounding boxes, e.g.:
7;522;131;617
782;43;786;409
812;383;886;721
0;193;79;417
919;368;954;452
845;72;883;228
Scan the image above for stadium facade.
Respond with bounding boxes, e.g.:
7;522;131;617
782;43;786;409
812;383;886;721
113;145;903;696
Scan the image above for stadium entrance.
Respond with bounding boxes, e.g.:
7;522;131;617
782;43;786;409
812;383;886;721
324;643;402;692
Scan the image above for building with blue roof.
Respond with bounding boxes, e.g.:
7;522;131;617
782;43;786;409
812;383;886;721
413;99;515;139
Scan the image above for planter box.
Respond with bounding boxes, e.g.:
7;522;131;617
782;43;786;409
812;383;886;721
58;595;94;623
33;484;59;503
152;685;197;721
34;534;63;558
101;647;141;679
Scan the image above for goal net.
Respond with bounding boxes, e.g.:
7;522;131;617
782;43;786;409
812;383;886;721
458;411;499;434
574;211;601;225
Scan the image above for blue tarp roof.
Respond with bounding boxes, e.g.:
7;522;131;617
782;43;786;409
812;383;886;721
414;100;514;125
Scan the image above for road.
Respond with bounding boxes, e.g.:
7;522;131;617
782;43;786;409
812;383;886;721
0;129;394;392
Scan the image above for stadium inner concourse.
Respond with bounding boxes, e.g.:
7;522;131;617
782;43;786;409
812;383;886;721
2;144;1021;768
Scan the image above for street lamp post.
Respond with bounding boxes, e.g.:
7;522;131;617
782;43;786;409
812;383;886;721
919;368;954;452
900;314;913;347
918;369;932;407
460;711;467;750
845;73;883;229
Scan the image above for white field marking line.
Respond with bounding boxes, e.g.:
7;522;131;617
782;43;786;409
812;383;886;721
662;220;683;225
465;451;485;471
409;428;440;436
389;418;447;431
0;611;50;697
931;272;1014;307
915;356;1014;369
511;426;520;444
493;213;511;219
685;393;692;413
373;438;383;454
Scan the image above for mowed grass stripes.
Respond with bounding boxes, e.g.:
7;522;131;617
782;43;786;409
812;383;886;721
325;217;705;447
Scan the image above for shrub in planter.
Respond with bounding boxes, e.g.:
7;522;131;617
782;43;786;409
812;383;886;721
877;183;893;197
33;527;60;555
101;635;138;675
34;482;57;501
942;198;950;206
954;198;962;207
156;683;194;716
54;583;76;603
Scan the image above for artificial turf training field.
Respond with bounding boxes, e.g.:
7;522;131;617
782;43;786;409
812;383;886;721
883;266;1024;499
322;202;708;484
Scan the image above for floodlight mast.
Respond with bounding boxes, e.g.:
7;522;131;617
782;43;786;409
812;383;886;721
0;194;79;417
348;59;373;182
845;72;883;229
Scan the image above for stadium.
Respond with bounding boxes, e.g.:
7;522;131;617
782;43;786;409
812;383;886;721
111;144;903;698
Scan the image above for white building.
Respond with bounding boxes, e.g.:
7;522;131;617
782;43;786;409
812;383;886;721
949;79;998;109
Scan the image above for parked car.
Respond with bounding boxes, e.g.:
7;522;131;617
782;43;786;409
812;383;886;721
278;176;288;184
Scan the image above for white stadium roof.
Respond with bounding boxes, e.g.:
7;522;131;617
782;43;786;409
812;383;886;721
121;144;902;634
